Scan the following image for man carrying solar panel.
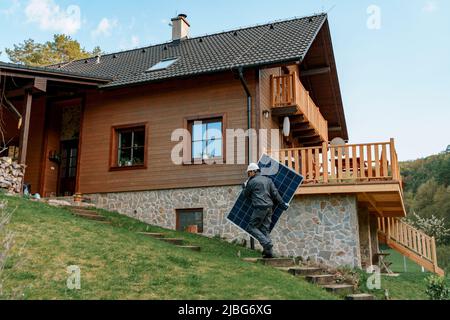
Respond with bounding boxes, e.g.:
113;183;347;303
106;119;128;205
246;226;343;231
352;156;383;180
243;163;290;259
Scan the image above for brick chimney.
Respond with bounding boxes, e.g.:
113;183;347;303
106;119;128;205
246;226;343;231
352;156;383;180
171;14;190;41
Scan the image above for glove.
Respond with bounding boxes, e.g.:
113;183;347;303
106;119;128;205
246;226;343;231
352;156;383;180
281;202;290;211
242;179;249;189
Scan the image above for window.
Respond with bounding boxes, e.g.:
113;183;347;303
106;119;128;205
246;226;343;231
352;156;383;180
188;117;223;162
146;57;178;72
176;209;204;233
111;124;147;170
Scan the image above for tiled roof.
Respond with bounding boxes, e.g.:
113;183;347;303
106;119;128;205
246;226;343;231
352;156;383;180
50;14;327;88
0;61;111;82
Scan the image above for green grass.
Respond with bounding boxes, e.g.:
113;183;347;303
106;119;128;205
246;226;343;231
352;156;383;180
0;194;338;300
358;246;449;300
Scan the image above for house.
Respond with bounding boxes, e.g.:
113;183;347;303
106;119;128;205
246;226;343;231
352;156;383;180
0;14;443;275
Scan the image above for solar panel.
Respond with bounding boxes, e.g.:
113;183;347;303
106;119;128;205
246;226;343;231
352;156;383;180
227;154;304;233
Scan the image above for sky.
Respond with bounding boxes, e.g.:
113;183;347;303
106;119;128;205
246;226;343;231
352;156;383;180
0;0;449;161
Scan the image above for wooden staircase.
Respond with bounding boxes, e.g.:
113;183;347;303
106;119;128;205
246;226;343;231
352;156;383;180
378;217;444;276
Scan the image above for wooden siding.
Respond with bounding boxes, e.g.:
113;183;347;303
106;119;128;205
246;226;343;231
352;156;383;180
41;103;62;197
78;72;256;194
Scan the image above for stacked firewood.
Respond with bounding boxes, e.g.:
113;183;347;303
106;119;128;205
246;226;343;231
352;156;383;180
0;158;26;194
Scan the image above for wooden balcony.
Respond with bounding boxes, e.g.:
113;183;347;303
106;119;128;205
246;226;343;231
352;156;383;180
269;139;406;217
270;72;328;144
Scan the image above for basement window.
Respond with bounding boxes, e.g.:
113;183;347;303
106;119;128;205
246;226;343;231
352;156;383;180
176;209;204;233
146;57;178;72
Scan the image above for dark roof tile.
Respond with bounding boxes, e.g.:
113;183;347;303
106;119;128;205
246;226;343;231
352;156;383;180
51;14;327;88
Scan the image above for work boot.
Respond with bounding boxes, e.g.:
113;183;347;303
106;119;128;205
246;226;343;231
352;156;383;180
262;245;274;259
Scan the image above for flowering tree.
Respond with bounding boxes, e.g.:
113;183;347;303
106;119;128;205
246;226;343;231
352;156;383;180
405;212;450;245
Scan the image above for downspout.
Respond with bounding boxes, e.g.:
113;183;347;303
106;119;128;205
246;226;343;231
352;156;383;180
237;67;252;162
237;67;256;250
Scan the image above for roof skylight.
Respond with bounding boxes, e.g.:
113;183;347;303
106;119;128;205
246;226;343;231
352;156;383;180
147;57;178;72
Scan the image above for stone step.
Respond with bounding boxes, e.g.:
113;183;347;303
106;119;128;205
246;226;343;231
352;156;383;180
305;275;336;285
177;246;201;252
70;209;98;215
72;213;106;221
242;258;260;264
322;284;354;296
346;294;375;301
277;266;323;277
257;258;297;268
160;238;185;246
138;232;165;239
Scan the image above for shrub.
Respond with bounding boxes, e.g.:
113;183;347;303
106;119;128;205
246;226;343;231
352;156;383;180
425;275;449;300
437;246;450;273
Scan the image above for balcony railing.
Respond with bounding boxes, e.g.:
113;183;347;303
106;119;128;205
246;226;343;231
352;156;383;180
270;72;328;142
269;139;402;186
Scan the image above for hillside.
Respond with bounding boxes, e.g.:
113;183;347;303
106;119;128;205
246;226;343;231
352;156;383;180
0;194;337;300
400;152;450;223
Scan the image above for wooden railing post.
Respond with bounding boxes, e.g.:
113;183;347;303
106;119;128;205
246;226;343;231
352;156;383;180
390;138;398;180
431;237;438;273
322;142;329;183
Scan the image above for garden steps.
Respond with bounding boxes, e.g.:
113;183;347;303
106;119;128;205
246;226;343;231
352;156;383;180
137;232;165;238
68;208;108;222
276;266;323;277
322;284;355;296
177;245;202;252
305;275;336;285
242;257;372;300
136;232;203;252
345;293;375;301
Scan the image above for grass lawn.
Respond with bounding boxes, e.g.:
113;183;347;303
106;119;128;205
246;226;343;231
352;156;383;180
0;194;338;300
359;246;449;300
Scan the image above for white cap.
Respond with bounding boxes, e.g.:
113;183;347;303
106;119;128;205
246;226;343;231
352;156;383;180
247;163;260;172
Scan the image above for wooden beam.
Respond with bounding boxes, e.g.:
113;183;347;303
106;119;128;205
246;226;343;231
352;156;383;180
292;128;315;134
19;92;32;165
300;67;331;77
298;133;321;140
362;192;383;217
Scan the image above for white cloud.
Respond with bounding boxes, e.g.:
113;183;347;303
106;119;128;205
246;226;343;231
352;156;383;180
0;0;21;16
92;18;118;38
423;1;438;13
131;35;140;47
119;35;141;50
24;0;81;34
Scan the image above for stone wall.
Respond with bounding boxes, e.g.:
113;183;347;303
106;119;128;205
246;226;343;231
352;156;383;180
0;158;26;194
358;207;372;268
89;187;362;268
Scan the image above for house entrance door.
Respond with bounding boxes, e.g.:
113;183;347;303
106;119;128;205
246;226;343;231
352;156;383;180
59;140;78;196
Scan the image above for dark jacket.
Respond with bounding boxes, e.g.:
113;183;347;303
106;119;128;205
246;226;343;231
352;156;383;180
243;173;284;209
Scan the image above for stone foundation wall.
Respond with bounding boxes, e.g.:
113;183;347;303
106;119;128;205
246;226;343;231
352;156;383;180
89;186;362;268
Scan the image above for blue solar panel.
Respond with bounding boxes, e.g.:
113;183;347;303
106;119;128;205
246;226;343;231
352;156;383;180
227;154;304;233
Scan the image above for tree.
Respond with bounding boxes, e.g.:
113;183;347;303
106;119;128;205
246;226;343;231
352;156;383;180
5;34;103;67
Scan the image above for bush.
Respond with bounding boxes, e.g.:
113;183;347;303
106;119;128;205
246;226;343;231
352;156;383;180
437;246;450;273
425;275;449;300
